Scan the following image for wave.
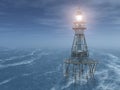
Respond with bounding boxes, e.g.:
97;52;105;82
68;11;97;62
107;53;119;61
0;59;35;69
4;56;21;61
0;77;15;85
2;49;42;62
22;73;33;77
29;49;40;56
3;49;49;61
95;53;120;90
1;49;120;90
51;52;120;90
61;79;74;90
0;49;50;68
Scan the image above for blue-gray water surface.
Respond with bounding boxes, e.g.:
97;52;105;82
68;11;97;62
0;48;120;90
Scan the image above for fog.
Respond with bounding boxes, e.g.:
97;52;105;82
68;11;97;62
0;26;120;49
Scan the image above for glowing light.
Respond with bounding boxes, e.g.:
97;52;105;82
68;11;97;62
76;15;83;21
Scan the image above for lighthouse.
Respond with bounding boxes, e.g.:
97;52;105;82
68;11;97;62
64;8;97;83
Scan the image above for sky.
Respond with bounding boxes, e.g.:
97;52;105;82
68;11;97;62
0;0;120;49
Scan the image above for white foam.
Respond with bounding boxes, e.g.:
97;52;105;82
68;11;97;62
0;59;35;69
95;53;120;90
0;77;15;85
51;87;56;90
29;49;42;56
61;78;74;90
3;49;42;61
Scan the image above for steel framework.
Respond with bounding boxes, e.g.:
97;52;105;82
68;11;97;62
64;9;97;83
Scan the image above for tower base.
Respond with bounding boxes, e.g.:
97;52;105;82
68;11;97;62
64;57;97;83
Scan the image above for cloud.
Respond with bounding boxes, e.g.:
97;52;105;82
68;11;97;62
34;17;70;30
1;0;57;8
0;0;120;25
0;0;119;48
83;0;120;25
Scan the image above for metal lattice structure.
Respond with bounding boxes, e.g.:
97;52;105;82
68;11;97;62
64;9;97;83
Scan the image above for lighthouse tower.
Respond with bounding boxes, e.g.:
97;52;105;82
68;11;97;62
72;9;88;58
64;9;97;83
